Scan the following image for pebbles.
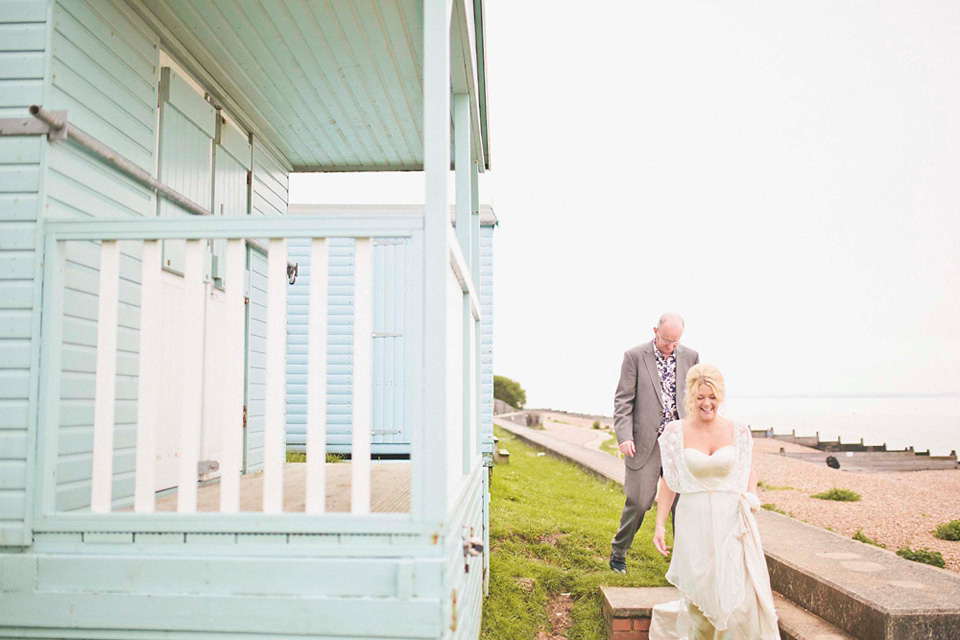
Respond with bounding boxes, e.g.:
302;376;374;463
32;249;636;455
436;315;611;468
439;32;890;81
753;438;960;572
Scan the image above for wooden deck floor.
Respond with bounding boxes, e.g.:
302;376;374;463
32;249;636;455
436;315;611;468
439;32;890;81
153;462;410;513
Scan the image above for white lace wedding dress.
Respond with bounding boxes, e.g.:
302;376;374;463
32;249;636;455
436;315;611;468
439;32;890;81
649;421;781;640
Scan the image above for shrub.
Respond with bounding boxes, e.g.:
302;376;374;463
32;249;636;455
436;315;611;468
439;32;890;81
811;488;861;502
896;547;946;568
286;451;306;463
494;375;527;409
934;519;960;541
592;420;601;430
761;503;786;515
853;529;886;548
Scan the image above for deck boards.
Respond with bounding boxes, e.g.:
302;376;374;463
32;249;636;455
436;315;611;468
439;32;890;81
153;462;410;513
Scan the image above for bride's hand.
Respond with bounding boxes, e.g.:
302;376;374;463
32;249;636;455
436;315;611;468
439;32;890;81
744;492;761;514
653;525;670;557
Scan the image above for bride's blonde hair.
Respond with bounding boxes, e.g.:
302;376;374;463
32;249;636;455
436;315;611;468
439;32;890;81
684;364;726;415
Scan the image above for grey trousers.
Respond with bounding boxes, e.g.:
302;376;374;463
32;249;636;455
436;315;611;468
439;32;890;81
611;441;676;559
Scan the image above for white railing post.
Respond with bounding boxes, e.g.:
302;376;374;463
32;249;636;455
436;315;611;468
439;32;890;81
352;238;373;514
134;240;162;512
306;238;329;514
177;240;205;513
263;238;288;513
420;0;453;523
220;239;247;513
455;92;474;475
454;93;472;260
471;160;482;459
90;240;120;513
470;160;480;289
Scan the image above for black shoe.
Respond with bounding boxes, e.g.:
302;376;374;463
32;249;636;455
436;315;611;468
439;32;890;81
609;554;626;574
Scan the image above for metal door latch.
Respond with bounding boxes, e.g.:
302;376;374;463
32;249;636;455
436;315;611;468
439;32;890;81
462;530;484;573
198;460;220;475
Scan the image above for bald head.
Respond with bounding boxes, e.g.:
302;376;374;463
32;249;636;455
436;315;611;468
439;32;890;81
654;312;685;356
657;313;685;331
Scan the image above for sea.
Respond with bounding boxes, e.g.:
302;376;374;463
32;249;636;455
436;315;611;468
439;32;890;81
724;395;960;457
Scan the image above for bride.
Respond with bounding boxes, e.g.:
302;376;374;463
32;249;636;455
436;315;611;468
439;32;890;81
649;364;781;640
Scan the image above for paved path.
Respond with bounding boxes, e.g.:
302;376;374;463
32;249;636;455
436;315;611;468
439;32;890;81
495;418;624;485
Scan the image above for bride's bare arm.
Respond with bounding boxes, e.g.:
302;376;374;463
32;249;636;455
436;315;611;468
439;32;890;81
653;476;676;556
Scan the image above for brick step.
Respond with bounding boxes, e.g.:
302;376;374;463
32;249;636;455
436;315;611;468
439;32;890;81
602;587;857;640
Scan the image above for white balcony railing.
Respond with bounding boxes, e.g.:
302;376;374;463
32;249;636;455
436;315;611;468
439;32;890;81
32;213;480;535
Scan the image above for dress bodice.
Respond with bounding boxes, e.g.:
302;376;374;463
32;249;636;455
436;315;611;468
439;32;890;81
660;421;753;495
683;446;736;490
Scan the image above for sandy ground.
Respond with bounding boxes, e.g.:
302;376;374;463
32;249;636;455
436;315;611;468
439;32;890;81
535;411;960;573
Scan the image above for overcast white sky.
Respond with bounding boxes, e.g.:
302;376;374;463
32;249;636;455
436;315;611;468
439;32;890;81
290;1;960;415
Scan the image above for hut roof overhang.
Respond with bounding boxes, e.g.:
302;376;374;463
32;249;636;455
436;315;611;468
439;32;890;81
129;0;490;173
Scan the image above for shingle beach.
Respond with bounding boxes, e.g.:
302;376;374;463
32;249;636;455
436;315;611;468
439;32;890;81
753;436;960;572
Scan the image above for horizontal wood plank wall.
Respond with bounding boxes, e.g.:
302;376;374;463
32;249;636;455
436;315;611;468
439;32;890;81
0;0;47;546
480;226;494;456
444;466;486;640
245;247;268;472
247;139;289;473
286;237;411;454
251;138;289;218
45;0;159;512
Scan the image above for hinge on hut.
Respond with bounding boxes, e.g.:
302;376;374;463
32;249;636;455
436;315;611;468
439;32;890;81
246;170;252;186
242;405;247;429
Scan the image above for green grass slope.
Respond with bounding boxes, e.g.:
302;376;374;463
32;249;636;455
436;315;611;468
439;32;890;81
482;427;669;639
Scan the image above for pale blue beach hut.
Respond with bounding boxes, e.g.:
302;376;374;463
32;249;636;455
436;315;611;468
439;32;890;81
0;1;493;638
284;204;497;459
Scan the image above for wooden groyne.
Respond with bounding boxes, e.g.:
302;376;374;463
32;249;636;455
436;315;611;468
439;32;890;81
755;429;959;472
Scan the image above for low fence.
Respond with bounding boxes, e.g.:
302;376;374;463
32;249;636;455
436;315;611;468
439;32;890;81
31;214;480;534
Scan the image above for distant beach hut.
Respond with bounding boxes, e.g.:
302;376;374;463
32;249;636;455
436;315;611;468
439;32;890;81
284;205;498;458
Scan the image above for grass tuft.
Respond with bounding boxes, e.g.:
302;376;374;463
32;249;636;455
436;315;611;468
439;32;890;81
896;546;946;568
285;451;345;464
810;487;861;502
598;434;621;458
757;481;795;491
482;427;667;640
852;529;886;548
934;519;960;541
761;503;787;515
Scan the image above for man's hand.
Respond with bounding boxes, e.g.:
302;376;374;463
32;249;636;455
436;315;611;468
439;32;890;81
618;440;636;458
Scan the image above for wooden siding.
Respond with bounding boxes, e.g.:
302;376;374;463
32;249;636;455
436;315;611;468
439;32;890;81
49;0;159;175
251;137;289;218
286;237;410;453
0;0;46;546
480;226;493;455
444;466;486;640
44;0;160;512
246;139;288;470
157;65;215;272
245;246;268;472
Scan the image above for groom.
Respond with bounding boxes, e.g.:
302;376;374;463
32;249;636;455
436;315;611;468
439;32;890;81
610;313;699;573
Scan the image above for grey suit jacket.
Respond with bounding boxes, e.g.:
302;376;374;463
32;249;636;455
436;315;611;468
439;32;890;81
613;342;700;470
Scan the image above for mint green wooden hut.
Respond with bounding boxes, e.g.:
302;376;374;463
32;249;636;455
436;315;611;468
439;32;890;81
0;1;492;638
